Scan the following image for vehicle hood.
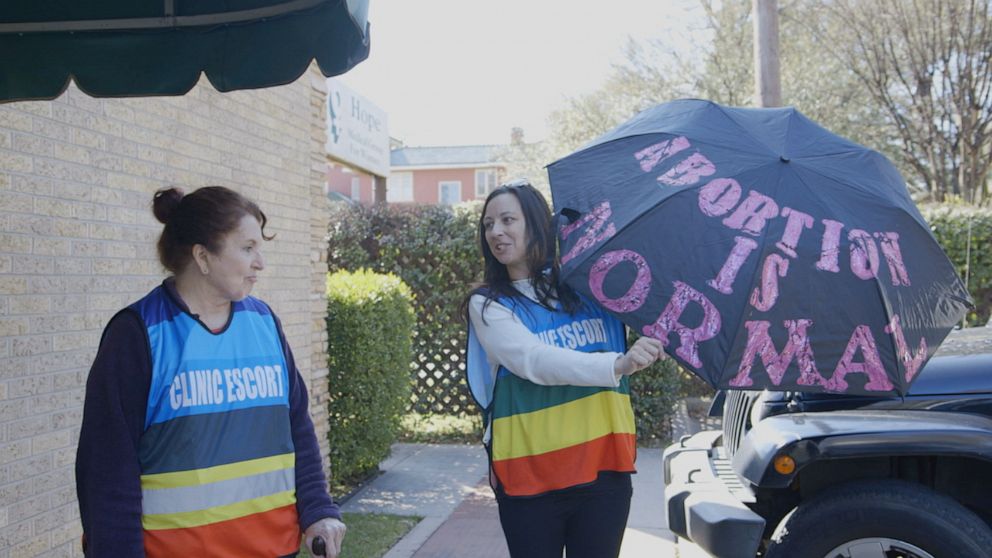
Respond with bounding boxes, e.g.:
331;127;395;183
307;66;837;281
909;353;992;394
910;328;992;395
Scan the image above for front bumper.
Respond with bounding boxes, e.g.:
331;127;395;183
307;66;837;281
663;430;765;558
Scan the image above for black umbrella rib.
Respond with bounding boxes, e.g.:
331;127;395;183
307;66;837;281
719;163;797;386
549;132;663;163
0;0;328;33
785;162;907;390
792;154;926;227
713;102;788;157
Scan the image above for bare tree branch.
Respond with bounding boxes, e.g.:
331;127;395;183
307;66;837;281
813;0;992;203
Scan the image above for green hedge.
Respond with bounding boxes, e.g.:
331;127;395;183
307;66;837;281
624;327;717;445
326;269;415;484
327;202;482;413
627;340;685;445
920;204;992;326
326;203;687;445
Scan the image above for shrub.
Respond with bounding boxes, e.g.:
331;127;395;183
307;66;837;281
327;202;482;414
326;269;415;484
920;204;992;326
626;332;697;446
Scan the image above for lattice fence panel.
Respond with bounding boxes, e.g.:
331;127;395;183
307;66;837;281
409;322;474;414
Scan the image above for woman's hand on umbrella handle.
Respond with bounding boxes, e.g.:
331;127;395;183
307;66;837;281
304;517;346;557
614;337;665;377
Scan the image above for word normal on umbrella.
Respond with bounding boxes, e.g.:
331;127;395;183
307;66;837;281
559;136;926;394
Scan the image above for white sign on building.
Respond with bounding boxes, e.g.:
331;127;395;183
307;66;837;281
325;78;390;177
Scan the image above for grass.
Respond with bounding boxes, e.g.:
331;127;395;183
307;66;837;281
313;413;478;557
297;512;421;558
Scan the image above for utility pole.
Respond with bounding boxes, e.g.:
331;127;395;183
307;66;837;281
753;0;782;107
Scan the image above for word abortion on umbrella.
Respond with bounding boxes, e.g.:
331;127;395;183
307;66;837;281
559;136;927;393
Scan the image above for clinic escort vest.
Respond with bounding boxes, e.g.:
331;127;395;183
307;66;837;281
132;285;300;557
468;293;637;497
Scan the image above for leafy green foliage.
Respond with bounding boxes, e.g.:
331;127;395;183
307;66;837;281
921;204;992;325
327;202;483;414
626;332;706;446
326;270;415;484
399;412;482;445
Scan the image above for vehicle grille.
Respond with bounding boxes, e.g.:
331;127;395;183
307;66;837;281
722;390;756;458
712;445;756;503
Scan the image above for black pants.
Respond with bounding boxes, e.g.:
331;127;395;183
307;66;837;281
495;472;632;558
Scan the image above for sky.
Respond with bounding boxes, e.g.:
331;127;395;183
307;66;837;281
338;0;704;147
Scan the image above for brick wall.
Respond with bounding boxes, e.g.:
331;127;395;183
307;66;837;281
0;66;332;557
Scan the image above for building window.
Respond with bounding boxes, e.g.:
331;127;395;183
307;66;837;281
439;181;462;205
475;169;498;197
387;172;413;202
350;177;361;201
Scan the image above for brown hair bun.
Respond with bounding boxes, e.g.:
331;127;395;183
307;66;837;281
152;187;185;224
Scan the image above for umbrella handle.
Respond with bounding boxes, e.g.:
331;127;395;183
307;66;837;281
311;536;327;557
556;207;581;224
552;208;581;247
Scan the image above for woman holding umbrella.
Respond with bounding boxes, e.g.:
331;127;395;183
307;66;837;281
75;186;345;557
464;179;663;558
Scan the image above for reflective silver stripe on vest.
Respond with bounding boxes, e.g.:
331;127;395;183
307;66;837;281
141;468;294;515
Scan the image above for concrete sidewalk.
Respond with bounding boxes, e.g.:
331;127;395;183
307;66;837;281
340;443;684;557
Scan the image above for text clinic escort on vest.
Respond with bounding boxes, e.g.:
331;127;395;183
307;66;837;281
535;318;610;350
168;365;287;411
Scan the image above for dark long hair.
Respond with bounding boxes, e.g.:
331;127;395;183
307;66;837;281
461;180;579;323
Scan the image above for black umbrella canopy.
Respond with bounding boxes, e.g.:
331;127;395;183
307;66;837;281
548;99;972;396
0;0;370;101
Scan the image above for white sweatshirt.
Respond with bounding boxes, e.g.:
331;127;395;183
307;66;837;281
468;279;624;388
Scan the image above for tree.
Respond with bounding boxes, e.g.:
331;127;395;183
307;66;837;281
538;0;891;166
526;0;992;207
496;64;680;201
778;4;891;136
809;0;992;204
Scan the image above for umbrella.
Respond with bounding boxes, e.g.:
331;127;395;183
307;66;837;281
0;0;370;102
548;99;972;396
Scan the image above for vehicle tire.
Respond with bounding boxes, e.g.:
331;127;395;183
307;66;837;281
763;479;992;558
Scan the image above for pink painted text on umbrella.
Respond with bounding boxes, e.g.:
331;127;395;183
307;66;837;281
559;136;926;393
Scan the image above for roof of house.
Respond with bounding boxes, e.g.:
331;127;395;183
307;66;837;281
390;145;506;168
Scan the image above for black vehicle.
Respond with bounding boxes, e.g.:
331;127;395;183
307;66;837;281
664;326;992;558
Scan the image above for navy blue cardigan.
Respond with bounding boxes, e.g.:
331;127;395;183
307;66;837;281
75;280;340;557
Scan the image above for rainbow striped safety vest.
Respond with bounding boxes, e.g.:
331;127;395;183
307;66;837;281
467;293;637;497
132;286;300;557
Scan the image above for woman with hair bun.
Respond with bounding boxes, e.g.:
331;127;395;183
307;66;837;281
76;186;346;557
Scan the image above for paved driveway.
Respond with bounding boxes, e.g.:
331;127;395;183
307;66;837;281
341;443;698;557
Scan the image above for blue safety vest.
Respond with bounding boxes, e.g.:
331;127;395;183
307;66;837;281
131;285;300;557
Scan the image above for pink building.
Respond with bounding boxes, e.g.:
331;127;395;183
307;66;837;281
326;160;377;204
387;144;508;205
326;143;510;206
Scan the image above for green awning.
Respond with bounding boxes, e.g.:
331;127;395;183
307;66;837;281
0;0;370;102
